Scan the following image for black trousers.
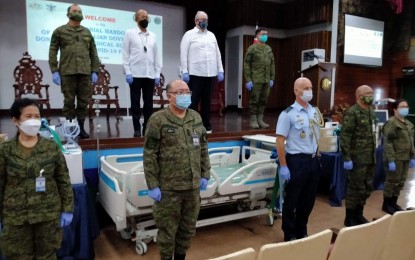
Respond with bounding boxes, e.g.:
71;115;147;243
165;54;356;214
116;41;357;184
282;153;321;241
130;77;154;134
188;75;215;130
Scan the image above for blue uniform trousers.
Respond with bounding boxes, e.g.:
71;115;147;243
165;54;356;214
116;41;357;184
282;153;321;241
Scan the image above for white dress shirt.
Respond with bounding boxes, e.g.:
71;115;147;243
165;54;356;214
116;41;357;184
122;28;162;78
180;27;224;77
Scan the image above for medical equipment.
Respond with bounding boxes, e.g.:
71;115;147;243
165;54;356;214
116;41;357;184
98;146;278;255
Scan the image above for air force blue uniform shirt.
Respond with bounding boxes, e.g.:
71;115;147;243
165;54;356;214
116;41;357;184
276;101;320;154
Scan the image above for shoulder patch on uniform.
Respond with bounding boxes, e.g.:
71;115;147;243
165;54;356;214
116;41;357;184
284;106;293;113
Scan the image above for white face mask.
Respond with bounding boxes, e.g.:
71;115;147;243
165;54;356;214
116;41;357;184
300;90;313;102
18;119;41;136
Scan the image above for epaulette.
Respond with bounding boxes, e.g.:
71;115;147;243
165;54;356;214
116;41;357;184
284;106;293;113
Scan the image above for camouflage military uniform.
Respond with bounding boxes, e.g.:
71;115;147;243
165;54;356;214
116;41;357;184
340;104;376;209
243;43;275;116
144;108;210;260
0;136;74;259
49;24;100;120
382;116;415;197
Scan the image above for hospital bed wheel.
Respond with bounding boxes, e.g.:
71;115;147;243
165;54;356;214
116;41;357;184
267;215;274;226
135;241;148;255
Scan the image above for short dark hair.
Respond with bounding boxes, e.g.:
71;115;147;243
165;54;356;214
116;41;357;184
10;98;39;119
255;27;267;36
67;4;79;14
392;99;407;109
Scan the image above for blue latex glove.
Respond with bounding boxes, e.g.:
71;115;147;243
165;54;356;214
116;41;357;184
217;72;224;82
269;80;274;88
52;71;61;86
270;149;277;159
344;160;353;170
279;166;290;181
148;187;161;202
245;81;253;91
388;162;396;171
182;73;190;83
200;178;208;190
60;212;73;228
154;77;160;86
91;72;98;84
126;74;133;85
410;159;415;168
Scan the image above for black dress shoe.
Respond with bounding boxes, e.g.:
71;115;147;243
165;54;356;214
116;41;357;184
134;131;141;137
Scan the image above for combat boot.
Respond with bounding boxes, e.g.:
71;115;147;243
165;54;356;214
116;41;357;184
250;115;259;129
382;197;396;214
391;196;404;211
356;205;369;224
174;253;186;260
78;119;90;139
344;208;358;227
257;114;269;128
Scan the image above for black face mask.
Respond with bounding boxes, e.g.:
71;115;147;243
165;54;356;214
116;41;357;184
139;19;149;28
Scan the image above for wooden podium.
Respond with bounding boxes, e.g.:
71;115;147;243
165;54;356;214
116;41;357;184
302;62;336;112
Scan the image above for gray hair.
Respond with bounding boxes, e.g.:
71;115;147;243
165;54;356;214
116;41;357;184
195;11;208;20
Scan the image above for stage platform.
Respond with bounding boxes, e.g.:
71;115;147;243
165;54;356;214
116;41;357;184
0;110;278;150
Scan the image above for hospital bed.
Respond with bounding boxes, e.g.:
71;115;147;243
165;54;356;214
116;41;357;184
98;146;278;255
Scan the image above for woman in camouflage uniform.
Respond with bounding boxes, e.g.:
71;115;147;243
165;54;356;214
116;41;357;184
382;99;415;214
0;98;73;259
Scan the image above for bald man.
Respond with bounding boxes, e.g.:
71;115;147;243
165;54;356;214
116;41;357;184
122;9;162;137
340;85;377;227
144;80;210;260
275;77;322;241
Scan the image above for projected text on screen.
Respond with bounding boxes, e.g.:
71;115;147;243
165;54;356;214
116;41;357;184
26;0;163;65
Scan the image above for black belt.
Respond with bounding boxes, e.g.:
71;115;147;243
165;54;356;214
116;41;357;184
287;153;317;159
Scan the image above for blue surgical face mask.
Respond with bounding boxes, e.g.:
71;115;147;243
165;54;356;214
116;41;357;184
300;90;313;102
259;35;268;43
175;94;191;110
399;107;409;117
199;20;208;30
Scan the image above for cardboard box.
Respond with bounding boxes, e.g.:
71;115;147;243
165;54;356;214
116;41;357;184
319;136;338;145
318;142;338;153
320;127;336;137
63;148;84;184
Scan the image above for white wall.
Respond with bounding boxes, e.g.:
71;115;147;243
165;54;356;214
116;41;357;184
0;0;185;110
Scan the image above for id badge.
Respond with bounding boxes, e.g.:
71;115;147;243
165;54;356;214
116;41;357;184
36;177;46;192
192;133;200;147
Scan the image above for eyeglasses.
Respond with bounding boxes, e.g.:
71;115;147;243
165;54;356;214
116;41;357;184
168;90;192;95
198;19;208;22
398;106;409;109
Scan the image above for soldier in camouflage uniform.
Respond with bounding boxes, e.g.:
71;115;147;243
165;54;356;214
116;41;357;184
340;85;377;227
49;4;100;139
382;99;415;214
243;27;275;129
0;99;74;259
144;80;211;260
